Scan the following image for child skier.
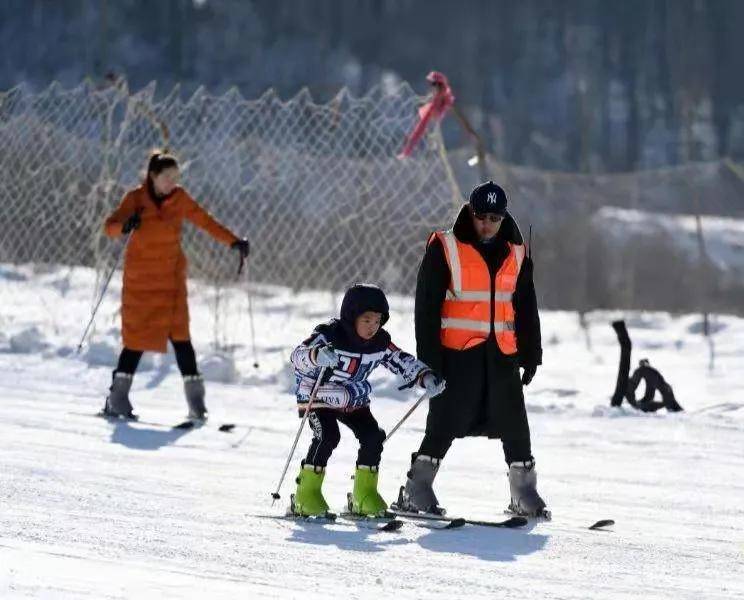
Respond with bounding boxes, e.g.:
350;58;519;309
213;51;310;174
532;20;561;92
289;283;445;517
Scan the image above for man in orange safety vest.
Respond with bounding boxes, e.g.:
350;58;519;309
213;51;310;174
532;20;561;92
393;181;549;519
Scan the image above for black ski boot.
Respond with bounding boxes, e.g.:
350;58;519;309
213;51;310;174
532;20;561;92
507;460;550;519
183;374;207;422
102;371;137;420
391;454;446;516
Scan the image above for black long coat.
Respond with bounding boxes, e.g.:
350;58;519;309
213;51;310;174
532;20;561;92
415;205;542;440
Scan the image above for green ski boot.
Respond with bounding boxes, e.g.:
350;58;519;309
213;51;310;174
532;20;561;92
292;464;330;517
350;465;388;517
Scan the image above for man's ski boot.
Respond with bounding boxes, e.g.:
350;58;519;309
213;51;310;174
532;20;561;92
101;371;137;420
290;463;331;517
347;465;387;517
391;454;446;516
507;459;551;519
183;374;207;422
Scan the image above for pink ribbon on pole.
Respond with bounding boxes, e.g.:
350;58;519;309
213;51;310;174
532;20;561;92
398;71;455;159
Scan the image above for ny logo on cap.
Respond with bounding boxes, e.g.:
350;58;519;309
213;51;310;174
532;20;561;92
487;191;499;204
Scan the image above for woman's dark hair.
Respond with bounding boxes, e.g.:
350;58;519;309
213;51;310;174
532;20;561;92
145;149;179;200
147;149;178;175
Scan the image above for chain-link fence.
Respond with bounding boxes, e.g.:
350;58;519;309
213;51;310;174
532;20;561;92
0;80;460;297
2;80;744;319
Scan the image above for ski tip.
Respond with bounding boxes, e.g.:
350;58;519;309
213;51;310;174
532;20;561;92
589;519;615;530
380;519;404;532
218;423;236;432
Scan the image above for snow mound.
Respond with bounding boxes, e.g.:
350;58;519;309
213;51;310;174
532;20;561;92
590;404;672;419
687;319;727;335
9;327;47;353
83;340;119;367
200;352;238;383
0;265;28;282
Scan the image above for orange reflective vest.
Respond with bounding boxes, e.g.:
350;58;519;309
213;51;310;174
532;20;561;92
430;230;525;353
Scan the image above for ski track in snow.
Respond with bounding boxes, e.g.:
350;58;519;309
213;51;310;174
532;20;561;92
1;265;743;599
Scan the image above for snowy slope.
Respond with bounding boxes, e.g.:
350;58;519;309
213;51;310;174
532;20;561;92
1;265;743;599
594;206;744;275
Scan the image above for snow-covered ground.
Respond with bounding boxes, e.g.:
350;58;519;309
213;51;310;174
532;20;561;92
594;206;744;275
1;264;743;599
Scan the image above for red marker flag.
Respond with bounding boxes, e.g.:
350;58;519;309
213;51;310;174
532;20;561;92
398;71;455;159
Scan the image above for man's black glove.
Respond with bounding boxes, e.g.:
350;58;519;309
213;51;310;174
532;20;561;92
121;212;141;234
231;238;250;259
521;364;537;386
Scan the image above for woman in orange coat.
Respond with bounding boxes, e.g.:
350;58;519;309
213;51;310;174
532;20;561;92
102;150;249;421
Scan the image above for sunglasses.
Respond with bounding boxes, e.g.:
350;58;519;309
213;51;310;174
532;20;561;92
473;212;503;223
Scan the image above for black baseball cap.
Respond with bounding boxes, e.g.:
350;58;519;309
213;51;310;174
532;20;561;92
469;180;508;215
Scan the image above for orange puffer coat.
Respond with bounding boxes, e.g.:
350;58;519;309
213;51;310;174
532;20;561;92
104;184;238;352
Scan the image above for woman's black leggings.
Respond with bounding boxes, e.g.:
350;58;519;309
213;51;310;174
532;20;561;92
115;339;199;377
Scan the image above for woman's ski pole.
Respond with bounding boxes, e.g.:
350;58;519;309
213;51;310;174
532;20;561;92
245;270;259;369
76;230;133;353
237;252;259;369
271;366;328;505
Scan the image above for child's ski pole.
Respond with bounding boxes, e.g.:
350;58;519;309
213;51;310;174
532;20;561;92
270;366;328;504
383;390;431;445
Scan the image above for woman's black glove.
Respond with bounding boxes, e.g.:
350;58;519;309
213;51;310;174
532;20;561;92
121;212;141;234
231;238;250;259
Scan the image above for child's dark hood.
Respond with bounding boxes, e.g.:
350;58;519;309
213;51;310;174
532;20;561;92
338;283;390;351
340;283;390;326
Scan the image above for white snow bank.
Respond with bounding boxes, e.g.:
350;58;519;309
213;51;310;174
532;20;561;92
9;326;47;353
594;206;744;273
200;352;238;383
83;340;119;367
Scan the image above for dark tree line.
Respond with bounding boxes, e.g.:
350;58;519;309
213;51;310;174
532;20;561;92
1;0;743;172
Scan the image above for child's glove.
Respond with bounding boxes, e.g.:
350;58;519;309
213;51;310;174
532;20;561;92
312;344;340;368
421;372;446;398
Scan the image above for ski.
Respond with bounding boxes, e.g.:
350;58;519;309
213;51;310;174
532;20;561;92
505;508;615;531
311;508;403;532
339;510;465;531
337;514;404;532
249;512;402;532
257;513;339;525
390;508;527;529
504;507;553;521
87;411;236;433
413;517;466;530
172;419;236;432
588;519;615;530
